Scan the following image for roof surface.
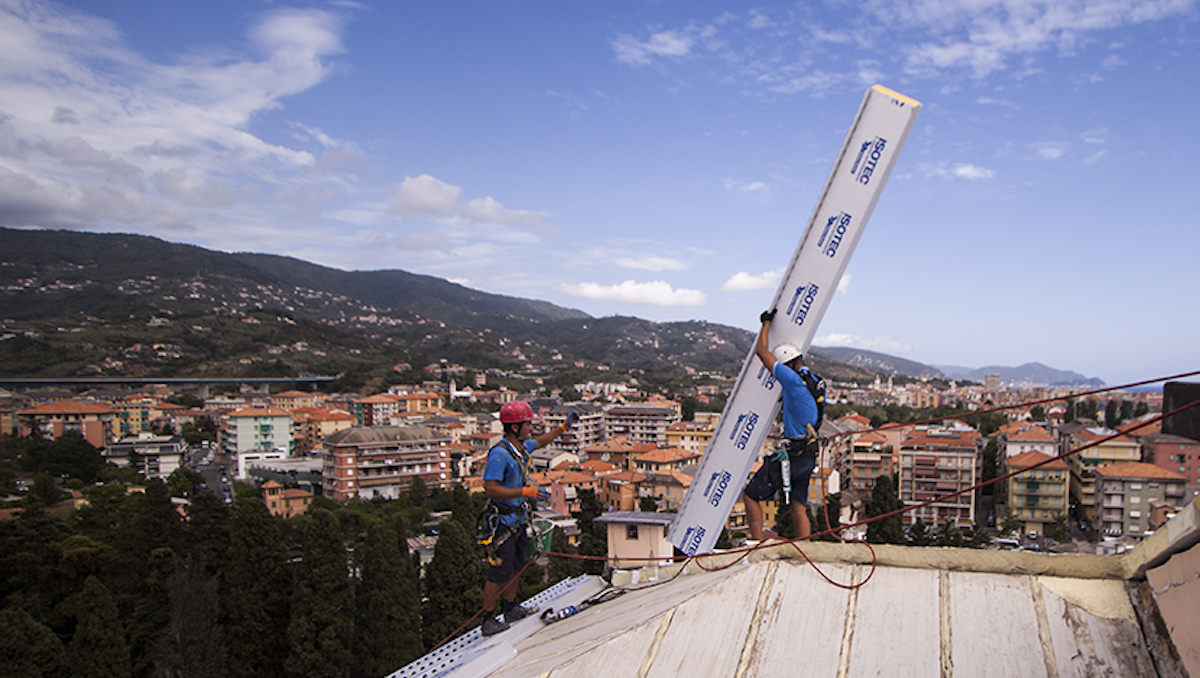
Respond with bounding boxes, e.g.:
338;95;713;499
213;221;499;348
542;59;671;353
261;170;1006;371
395;496;1200;678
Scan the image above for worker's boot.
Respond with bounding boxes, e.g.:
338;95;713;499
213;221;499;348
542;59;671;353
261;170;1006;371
503;598;533;623
481;613;509;636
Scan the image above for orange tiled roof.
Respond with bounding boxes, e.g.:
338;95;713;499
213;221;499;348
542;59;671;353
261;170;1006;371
1008;427;1056;443
634;447;699;464
21;400;117;415
228;406;291;417
1007;451;1068;469
1095;462;1186;480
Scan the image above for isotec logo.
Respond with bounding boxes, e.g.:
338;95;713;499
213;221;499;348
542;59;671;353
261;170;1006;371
849;136;888;185
703;470;733;507
786;283;820;327
816;212;852;258
729;410;760;450
683;525;706;555
757;364;777;390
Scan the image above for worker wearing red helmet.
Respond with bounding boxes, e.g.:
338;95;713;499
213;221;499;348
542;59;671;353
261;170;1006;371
480;400;577;636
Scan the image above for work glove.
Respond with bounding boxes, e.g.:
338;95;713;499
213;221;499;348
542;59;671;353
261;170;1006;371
522;486;551;502
760;308;777;324
565;411;579;429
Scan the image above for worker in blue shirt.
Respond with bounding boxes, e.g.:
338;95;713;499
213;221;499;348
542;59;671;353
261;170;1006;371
479;401;575;636
742;308;824;543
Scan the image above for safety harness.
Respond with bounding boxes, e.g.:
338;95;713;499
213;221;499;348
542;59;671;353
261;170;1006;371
774;367;827;504
476;437;535;565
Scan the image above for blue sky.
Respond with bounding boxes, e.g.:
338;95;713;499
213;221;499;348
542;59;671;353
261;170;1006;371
1;0;1197;387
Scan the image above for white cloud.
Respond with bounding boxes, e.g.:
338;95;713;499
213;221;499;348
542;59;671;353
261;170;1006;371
611;30;696;65
1030;142;1068;160
926;163;995;180
721;269;781;291
388;174;462;219
614;255;688;271
387;174;549;227
723;178;771;195
0;2;347;236
560;280;707;306
814;333;912;355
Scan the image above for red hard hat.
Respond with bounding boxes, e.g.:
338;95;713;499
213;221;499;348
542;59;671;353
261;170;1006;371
499;401;533;424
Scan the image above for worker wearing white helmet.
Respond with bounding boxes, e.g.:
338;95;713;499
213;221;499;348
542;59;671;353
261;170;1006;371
742;308;824;543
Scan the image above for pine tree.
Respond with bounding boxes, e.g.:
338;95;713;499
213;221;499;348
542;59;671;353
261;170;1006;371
546;527;584;584
151;558;227;678
354;522;423;677
865;474;906;545
421;519;483;650
69;576;132;678
573;489;607;575
0;606;67;678
285;510;354;678
225;501;291;678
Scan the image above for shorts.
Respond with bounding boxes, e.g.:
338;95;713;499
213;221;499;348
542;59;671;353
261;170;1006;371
744;444;817;505
486;524;529;584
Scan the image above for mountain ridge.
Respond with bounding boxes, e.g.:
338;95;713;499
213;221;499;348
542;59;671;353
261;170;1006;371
0;227;1102;389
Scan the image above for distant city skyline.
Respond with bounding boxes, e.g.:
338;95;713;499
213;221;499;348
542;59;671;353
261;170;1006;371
2;1;1198;388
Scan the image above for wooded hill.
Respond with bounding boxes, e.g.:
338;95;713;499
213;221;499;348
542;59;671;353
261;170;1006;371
0;227;878;391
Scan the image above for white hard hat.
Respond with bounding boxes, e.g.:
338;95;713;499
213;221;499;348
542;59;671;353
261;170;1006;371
772;343;802;365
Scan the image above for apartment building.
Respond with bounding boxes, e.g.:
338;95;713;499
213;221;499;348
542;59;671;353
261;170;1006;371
1003;451;1070;537
543;403;605;457
897;424;980;529
836;430;893;501
322;425;453;501
605;404;681;446
19;400;117;448
665;419;714;455
222;407;293;456
291;407;355;454
1001;424;1058;459
1143;432;1200;487
105;433;185;480
1064;427;1143;521
262;479;313;518
632;447;700;474
1093;462;1187;538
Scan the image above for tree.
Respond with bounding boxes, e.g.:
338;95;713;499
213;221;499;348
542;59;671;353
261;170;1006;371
865;475;905;545
0;606;67;678
572;489;607;575
179;416;218;446
811;494;842;542
637;495;659;512
21;432;103;483
979;438;999;496
408;476;428;507
151;558;227;678
546;526;584;584
225;501;291;678
285;510;354;678
907;519;933;547
1047;513;1069;542
1030;405;1046;422
26;473;64;507
1105;400;1121;429
355;522;423;676
69;576;132;678
421;519;483;650
998;504;1021;537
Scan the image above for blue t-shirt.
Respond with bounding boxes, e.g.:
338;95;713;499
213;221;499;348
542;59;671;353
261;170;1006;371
483;438;537;526
773;363;819;439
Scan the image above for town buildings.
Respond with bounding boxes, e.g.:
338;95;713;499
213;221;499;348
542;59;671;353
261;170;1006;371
1093;462;1187;538
321;425;453;501
897;423;981;529
1002;451;1070;538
